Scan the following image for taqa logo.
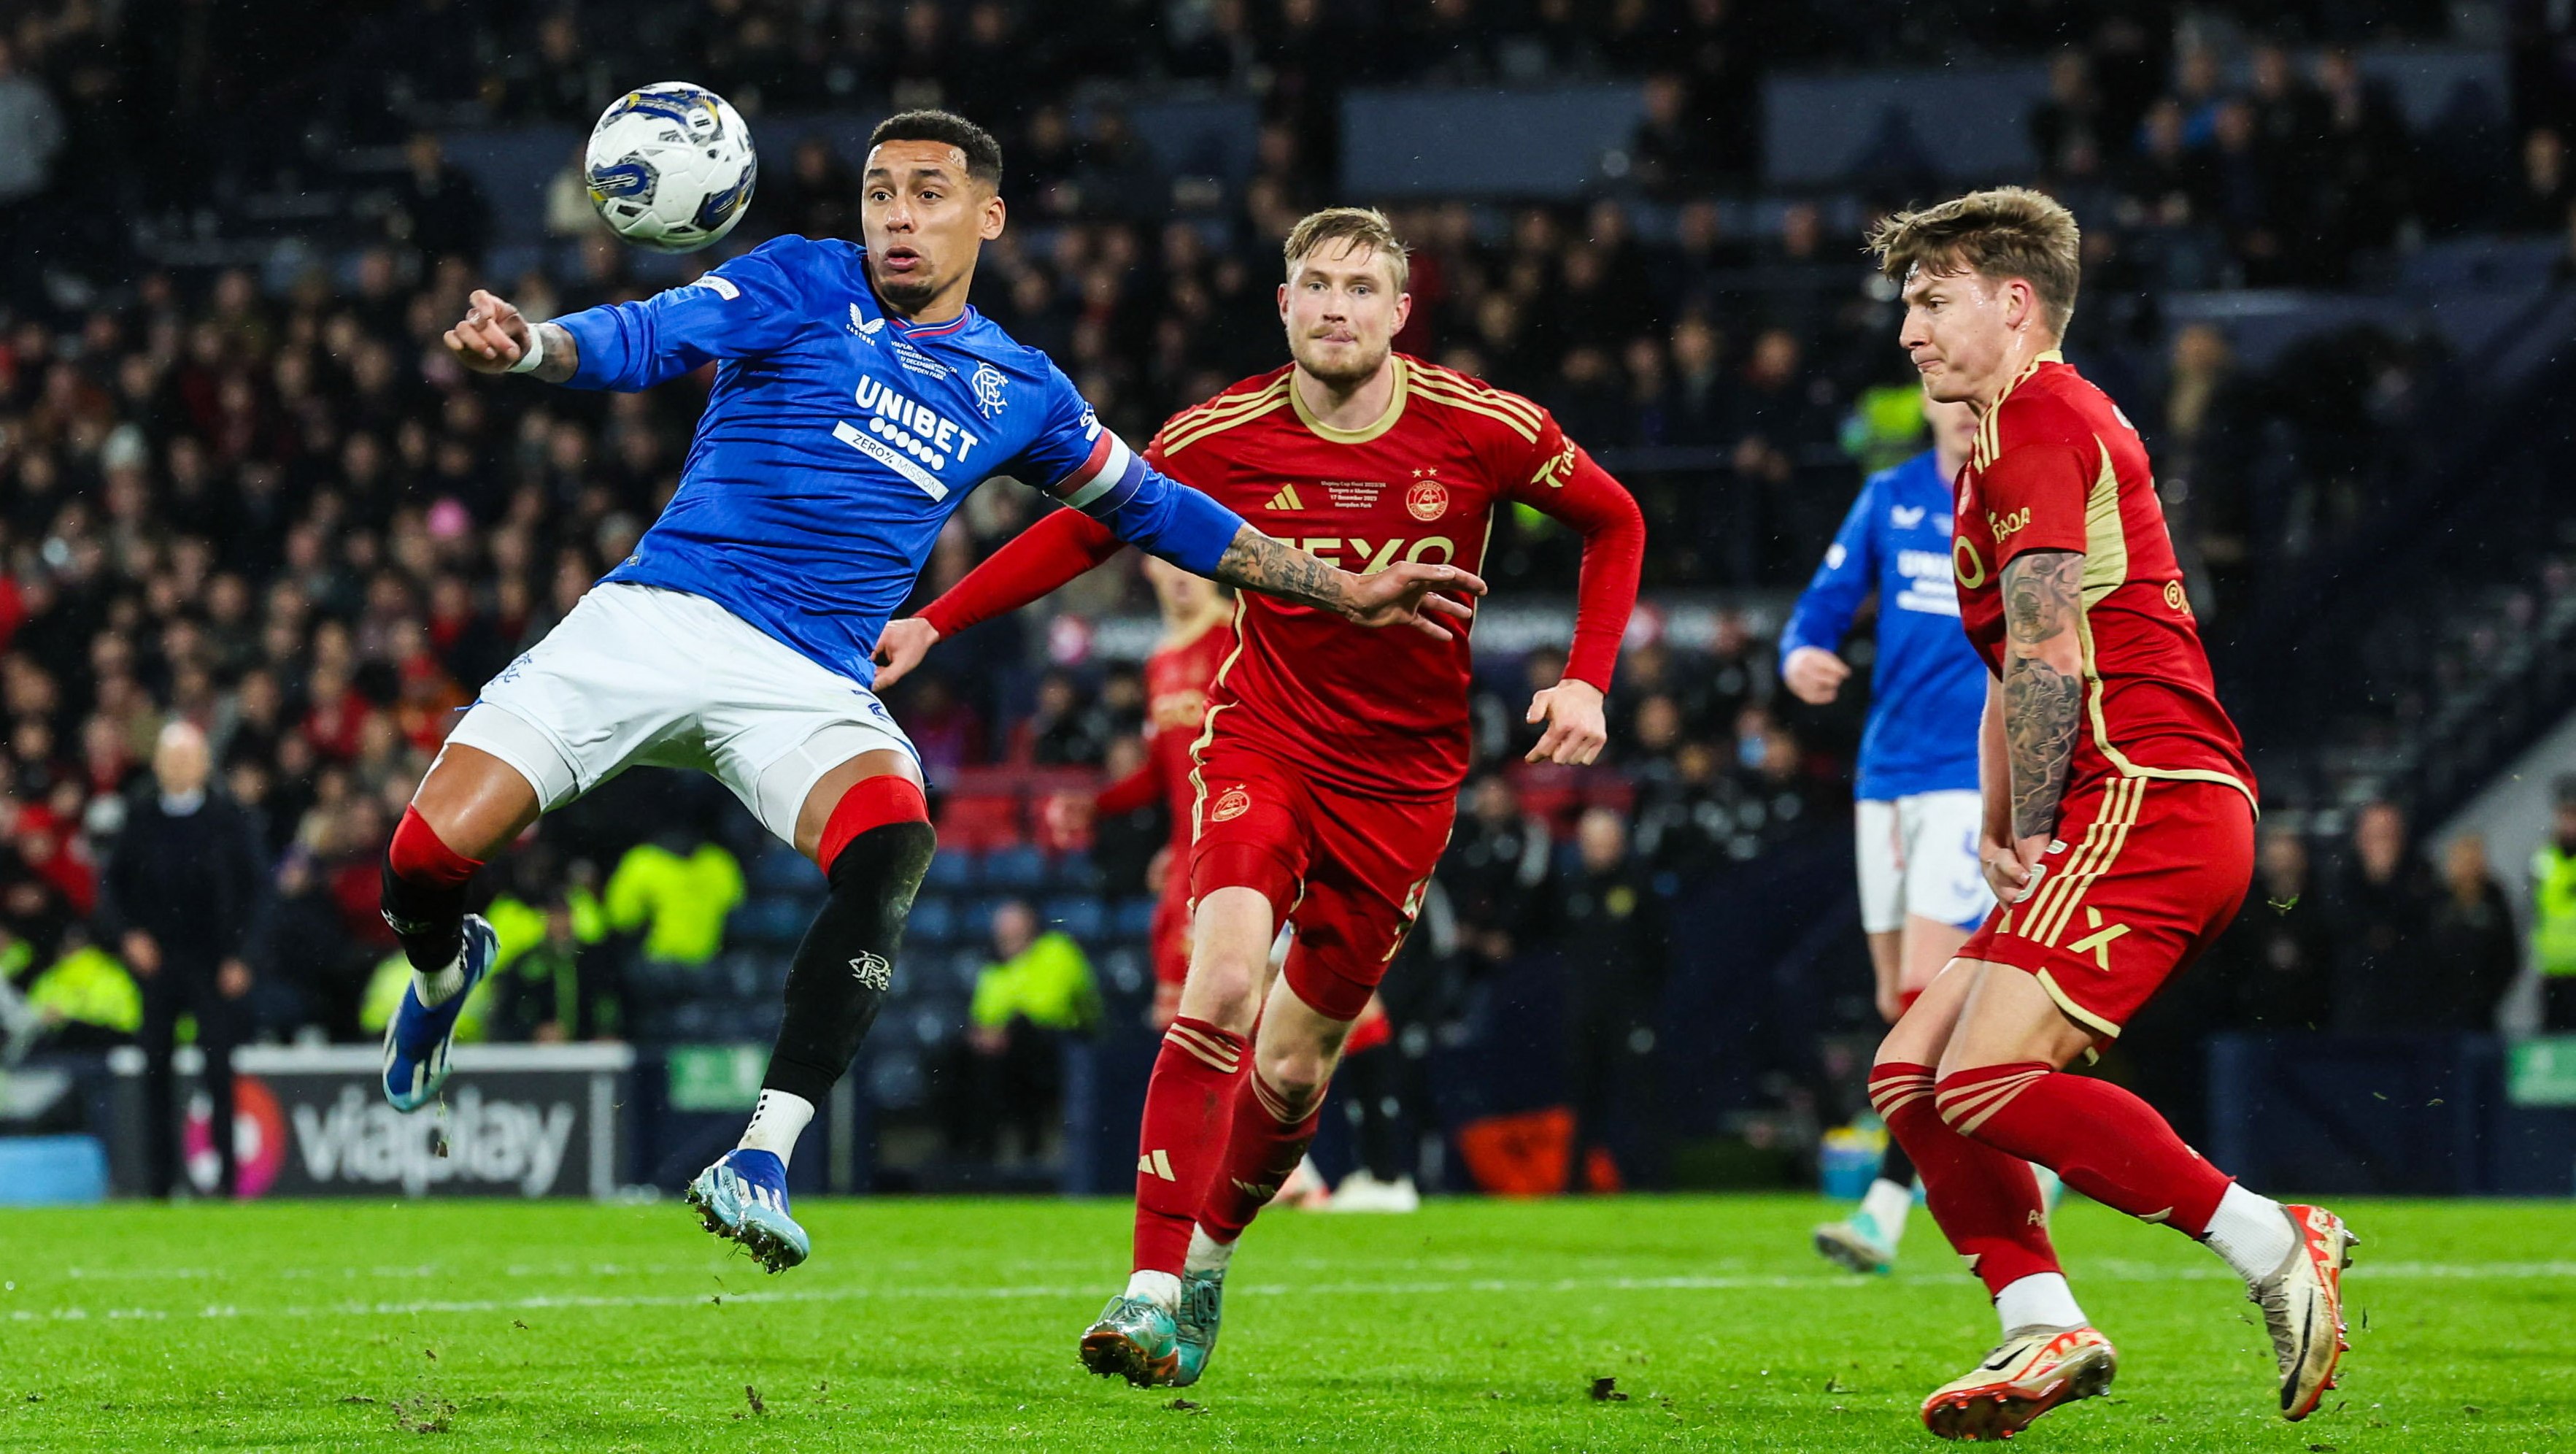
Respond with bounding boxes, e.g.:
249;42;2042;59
1987;506;2031;544
1210;787;1252;823
1405;480;1449;521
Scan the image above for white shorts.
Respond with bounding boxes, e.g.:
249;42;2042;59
446;582;917;847
1854;791;1991;935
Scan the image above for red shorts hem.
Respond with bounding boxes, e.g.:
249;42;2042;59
1957;775;2253;1038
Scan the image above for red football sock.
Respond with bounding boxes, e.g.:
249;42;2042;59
816;773;930;871
1132;1016;1249;1275
1872;1061;2060;1298
1197;1066;1323;1244
390;804;482;886
1939;1062;2234;1236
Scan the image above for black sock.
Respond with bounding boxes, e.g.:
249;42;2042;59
761;820;937;1106
1342;1044;1405;1182
1879;1133;1918;1190
380;853;468;974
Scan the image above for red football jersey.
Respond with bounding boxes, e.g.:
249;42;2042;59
1144;357;1586;802
1951;353;2256;804
1113;616;1235;852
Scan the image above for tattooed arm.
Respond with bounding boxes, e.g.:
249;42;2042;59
1999;548;2087;841
1211;525;1486;638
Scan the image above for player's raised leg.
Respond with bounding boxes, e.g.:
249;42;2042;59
690;750;934;1272
379;744;541;1112
1935;958;2355;1423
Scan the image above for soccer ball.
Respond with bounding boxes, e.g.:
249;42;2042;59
585;82;757;253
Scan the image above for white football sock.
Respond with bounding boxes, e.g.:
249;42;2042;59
1859;1177;1913;1247
1994;1272;2086;1334
1184;1226;1236;1277
413;955;467;1007
737;1089;816;1167
2201;1183;2295;1285
1125;1269;1183;1312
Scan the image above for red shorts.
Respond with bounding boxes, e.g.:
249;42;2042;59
1959;775;2254;1041
1188;739;1453;1022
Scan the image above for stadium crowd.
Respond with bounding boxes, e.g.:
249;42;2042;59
0;1;2565;1178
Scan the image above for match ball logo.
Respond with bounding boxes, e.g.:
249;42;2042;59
1211;787;1252;823
1405;480;1449;521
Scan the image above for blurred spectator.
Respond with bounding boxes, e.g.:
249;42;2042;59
101;722;263;1197
2327;800;2438;1034
1551;807;1665;1191
390;133;493;264
604;828;744;969
0;36;64;215
2508;127;2574;234
6;923;136;1055
775;134;863;241
2530;779;2576;1030
952;899;1100;1161
2423;833;2516;1031
1443;774;1551;966
2221;826;2335;1031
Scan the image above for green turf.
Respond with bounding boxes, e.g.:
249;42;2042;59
0;1194;2565;1450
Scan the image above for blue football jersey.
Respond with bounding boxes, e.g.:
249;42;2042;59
553;234;1246;686
1779;449;1987;801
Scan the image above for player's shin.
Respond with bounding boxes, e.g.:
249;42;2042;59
1937;1063;2234;1245
1197;1063;1324;1245
1872;1063;2070;1319
755;780;936;1164
382;806;485;996
1129;1014;1250;1303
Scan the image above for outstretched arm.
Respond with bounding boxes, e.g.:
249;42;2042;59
447;293;582;383
1507;442;1646;764
1778;480;1882;705
448;239;813;391
875;504;1484;690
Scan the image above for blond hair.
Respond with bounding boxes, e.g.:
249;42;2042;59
1867;186;2082;335
1282;207;1411;291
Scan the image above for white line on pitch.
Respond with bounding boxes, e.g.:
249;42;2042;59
7;1260;2570;1326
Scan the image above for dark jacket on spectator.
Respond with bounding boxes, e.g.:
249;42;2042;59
98;788;265;979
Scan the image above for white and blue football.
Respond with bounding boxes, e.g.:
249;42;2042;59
585;82;757;253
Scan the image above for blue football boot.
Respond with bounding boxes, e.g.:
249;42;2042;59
1171;1266;1226;1387
687;1149;810;1272
1080;1294;1181;1387
380;915;496;1112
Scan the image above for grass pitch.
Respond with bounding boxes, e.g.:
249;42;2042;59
0;1194;2565;1451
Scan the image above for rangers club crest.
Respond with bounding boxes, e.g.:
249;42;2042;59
971;361;1009;419
1405;479;1449;521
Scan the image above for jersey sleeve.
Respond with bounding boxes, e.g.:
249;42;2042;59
1503;409;1645;693
554;235;818;391
918;505;1125;638
1976;431;2097;567
1004;362;1246;575
1780;477;1882;661
1093;755;1165;818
